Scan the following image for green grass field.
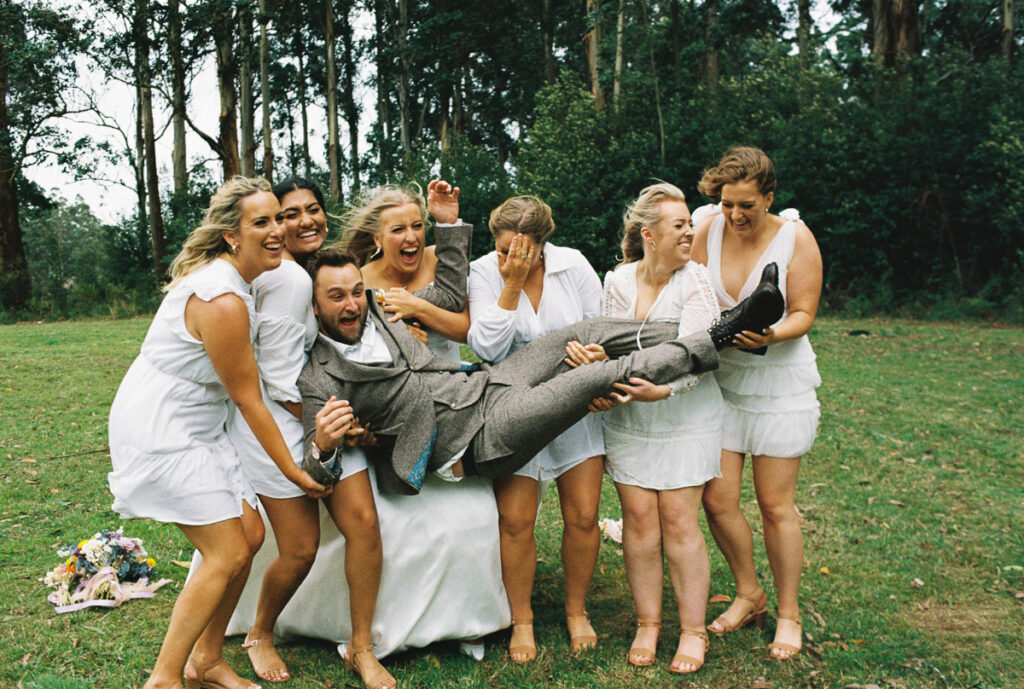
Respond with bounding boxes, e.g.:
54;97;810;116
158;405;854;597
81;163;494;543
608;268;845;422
1;316;1021;689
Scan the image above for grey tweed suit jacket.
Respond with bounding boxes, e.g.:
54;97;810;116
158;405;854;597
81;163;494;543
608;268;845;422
299;222;482;494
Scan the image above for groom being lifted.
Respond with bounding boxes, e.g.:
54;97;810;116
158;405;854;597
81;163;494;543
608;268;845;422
299;246;783;495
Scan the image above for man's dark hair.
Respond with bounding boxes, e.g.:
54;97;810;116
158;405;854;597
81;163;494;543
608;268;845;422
307;247;361;287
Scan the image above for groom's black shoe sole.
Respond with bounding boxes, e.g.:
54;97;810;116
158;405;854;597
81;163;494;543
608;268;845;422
709;264;785;352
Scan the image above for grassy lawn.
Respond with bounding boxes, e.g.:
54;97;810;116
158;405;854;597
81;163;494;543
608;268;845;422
1;316;1021;689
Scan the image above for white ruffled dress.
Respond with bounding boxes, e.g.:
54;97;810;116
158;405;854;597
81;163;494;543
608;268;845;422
601;261;724;489
467;243;605;480
108;259;258;525
705;208;821;458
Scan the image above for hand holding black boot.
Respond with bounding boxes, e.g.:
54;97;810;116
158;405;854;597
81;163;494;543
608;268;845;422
708;262;784;352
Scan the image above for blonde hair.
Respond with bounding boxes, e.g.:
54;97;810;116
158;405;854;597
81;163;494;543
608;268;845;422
488;196;555;245
337;184;429;266
697;146;777;201
619;182;687;265
165;176;272;290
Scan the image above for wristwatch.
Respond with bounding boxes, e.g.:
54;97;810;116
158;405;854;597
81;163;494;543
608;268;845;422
311;441;334;461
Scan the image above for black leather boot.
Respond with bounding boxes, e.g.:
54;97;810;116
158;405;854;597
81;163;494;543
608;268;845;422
740;263;780;355
708;263;784;352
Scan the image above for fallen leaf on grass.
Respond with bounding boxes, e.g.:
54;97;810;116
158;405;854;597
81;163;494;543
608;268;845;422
751;678;772;689
910;578;925;588
20;458;35;463
867;496;876;505
171;560;192;569
820;567;831;575
888;500;906;507
1014;592;1024;599
21;654;30;666
709;594;732;603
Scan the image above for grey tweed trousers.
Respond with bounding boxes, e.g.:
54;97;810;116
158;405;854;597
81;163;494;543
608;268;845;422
466;317;719;477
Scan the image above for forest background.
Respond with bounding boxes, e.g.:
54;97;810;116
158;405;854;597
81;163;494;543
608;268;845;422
1;0;1023;323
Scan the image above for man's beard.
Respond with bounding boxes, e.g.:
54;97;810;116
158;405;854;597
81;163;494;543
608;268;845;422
321;309;367;344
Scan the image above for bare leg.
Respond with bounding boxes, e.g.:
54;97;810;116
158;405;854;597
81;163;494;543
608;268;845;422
245;495;321;682
752;455;803;658
660;485;710;672
142;507;259;689
702;451;765;632
494;473;540;661
555;456;603;650
323;468;392;687
615;483;663;664
186;502;265;689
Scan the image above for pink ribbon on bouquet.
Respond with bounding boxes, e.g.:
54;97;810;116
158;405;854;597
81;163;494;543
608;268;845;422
48;566;172;614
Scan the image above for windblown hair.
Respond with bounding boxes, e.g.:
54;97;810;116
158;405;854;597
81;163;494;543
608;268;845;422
306;247;361;289
337;184;429;267
619;182;687;265
487;196;555;245
165;176;272;291
697;146;777;201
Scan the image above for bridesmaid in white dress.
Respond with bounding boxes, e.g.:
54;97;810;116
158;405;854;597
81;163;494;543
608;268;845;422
217;178;393;689
691;146;823;661
565;183;722;674
108;177;335;689
467;196;605;662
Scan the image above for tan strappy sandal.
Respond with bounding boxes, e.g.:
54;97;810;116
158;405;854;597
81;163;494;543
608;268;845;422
184;657;261;689
627;619;661;667
668;627;708;675
566;611;597;653
343;644;396;689
508;619;537;663
708;589;767;634
769;615;802;660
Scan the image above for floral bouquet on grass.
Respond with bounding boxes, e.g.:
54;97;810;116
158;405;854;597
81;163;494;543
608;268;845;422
41;528;172;613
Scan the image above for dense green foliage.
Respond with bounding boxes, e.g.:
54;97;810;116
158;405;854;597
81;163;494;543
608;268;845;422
4;0;1023;321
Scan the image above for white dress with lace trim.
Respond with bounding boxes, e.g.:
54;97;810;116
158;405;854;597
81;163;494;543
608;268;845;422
601;261;724;489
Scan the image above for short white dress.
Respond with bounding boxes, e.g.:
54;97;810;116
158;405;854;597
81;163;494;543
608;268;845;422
602;262;724;489
467;243;605;480
108;259;258;525
225;260;357;498
706;209;821;458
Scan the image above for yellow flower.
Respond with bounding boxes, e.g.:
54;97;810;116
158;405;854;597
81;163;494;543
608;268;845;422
146;558;156;568
78;540;88;549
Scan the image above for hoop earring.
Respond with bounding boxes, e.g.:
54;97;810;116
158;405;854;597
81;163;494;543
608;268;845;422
371;246;382;260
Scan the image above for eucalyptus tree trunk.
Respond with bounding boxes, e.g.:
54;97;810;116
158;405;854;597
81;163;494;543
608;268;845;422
135;0;165;279
670;0;681;88
326;0;341;202
873;0;922;68
258;0;273;182
1002;0;1013;65
239;5;256;176
340;2;360;196
705;0;720;94
638;0;664;165
613;0;624;113
295;33;311;178
798;0;811;67
213;1;240;179
373;0;392;177
168;0;188;197
396;0;413;159
134;80;147;255
0;48;30;309
542;0;557;82
585;0;606;109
